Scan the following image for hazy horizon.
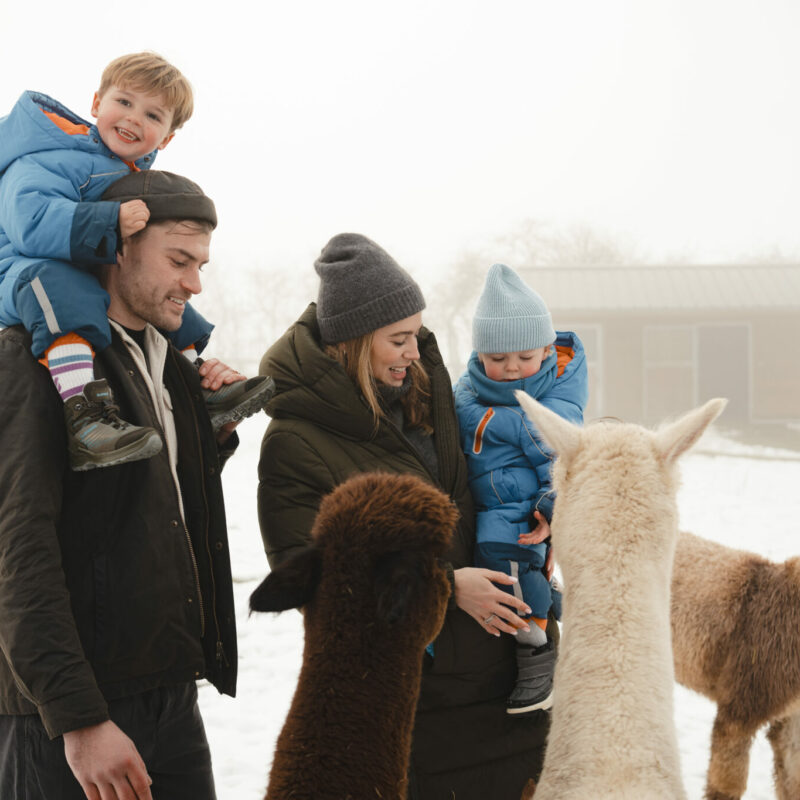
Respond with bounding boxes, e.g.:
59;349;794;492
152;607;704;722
3;0;799;282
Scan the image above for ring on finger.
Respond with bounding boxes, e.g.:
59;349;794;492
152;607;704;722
483;613;496;625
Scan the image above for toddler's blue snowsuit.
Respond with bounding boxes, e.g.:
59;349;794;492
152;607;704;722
454;333;587;618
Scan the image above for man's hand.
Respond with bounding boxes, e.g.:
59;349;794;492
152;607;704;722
63;721;153;800
216;419;240;446
197;357;246;391
119;200;150;239
197;357;246;445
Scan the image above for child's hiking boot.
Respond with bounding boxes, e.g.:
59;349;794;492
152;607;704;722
203;375;275;432
507;640;556;715
64;379;162;471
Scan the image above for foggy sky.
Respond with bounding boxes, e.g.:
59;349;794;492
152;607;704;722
3;0;799;285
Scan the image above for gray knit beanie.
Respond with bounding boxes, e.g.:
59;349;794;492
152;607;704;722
472;263;556;353
314;233;426;344
102;170;217;229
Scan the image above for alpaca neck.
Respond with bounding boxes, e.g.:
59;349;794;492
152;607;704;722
561;551;675;676
543;520;682;789
267;627;424;800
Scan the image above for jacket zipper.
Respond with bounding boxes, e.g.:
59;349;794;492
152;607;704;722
173;350;226;666
181;517;206;638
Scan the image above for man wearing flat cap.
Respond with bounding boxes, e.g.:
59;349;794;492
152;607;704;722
0;171;239;799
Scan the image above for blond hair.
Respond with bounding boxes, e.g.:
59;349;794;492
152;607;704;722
98;52;194;131
326;332;432;434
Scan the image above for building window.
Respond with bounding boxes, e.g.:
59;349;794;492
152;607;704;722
643;325;696;422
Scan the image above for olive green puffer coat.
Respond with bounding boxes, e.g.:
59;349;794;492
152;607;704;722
258;304;549;799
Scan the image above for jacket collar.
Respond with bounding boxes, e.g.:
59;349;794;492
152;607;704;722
465;349;557;406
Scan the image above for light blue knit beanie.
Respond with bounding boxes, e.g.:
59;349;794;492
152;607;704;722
472;263;556;353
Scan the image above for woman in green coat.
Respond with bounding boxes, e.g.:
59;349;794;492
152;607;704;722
257;233;552;799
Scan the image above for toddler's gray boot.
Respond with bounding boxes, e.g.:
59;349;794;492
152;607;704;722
506;640;556;715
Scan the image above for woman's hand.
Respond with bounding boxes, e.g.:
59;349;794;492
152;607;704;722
517;512;551;545
453;567;531;637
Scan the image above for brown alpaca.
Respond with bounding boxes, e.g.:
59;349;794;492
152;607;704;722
672;531;800;800
250;472;456;800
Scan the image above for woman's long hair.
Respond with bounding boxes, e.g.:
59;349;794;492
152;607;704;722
325;332;433;434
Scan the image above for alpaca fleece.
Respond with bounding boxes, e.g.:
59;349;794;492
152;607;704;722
250;472;457;800
515;393;725;800
672;530;800;800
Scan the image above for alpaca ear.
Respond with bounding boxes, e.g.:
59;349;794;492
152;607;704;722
250;545;323;613
515;390;581;462
374;550;427;625
654;397;727;465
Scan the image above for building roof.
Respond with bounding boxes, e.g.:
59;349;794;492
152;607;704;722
518;265;800;312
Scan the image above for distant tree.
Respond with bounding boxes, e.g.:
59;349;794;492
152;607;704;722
424;251;486;372
740;245;800;265
196;256;316;374
493;219;644;267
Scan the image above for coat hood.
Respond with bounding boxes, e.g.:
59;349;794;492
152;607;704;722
0;91;157;175
260;303;377;442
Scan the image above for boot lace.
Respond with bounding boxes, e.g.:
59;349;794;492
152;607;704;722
100;401;131;430
77;399;130;431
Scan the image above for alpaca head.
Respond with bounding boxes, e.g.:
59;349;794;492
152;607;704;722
514;393;727;575
250;472;457;645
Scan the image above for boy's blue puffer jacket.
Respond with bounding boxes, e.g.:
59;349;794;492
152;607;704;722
0;91;157;324
454;332;588;546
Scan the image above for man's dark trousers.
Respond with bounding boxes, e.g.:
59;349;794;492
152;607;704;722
0;683;216;799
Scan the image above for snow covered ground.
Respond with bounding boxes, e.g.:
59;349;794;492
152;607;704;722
199;414;800;799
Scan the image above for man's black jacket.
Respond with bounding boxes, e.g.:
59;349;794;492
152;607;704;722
0;324;237;738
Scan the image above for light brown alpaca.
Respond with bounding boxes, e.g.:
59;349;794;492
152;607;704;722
672;530;800;800
249;472;456;800
516;392;726;800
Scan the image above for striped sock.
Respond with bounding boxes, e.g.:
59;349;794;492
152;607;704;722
43;334;95;401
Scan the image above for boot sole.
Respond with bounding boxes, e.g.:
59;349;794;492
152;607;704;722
506;693;554;715
70;431;163;472
208;376;275;430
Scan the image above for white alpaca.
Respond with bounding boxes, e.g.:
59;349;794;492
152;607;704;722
515;392;726;800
